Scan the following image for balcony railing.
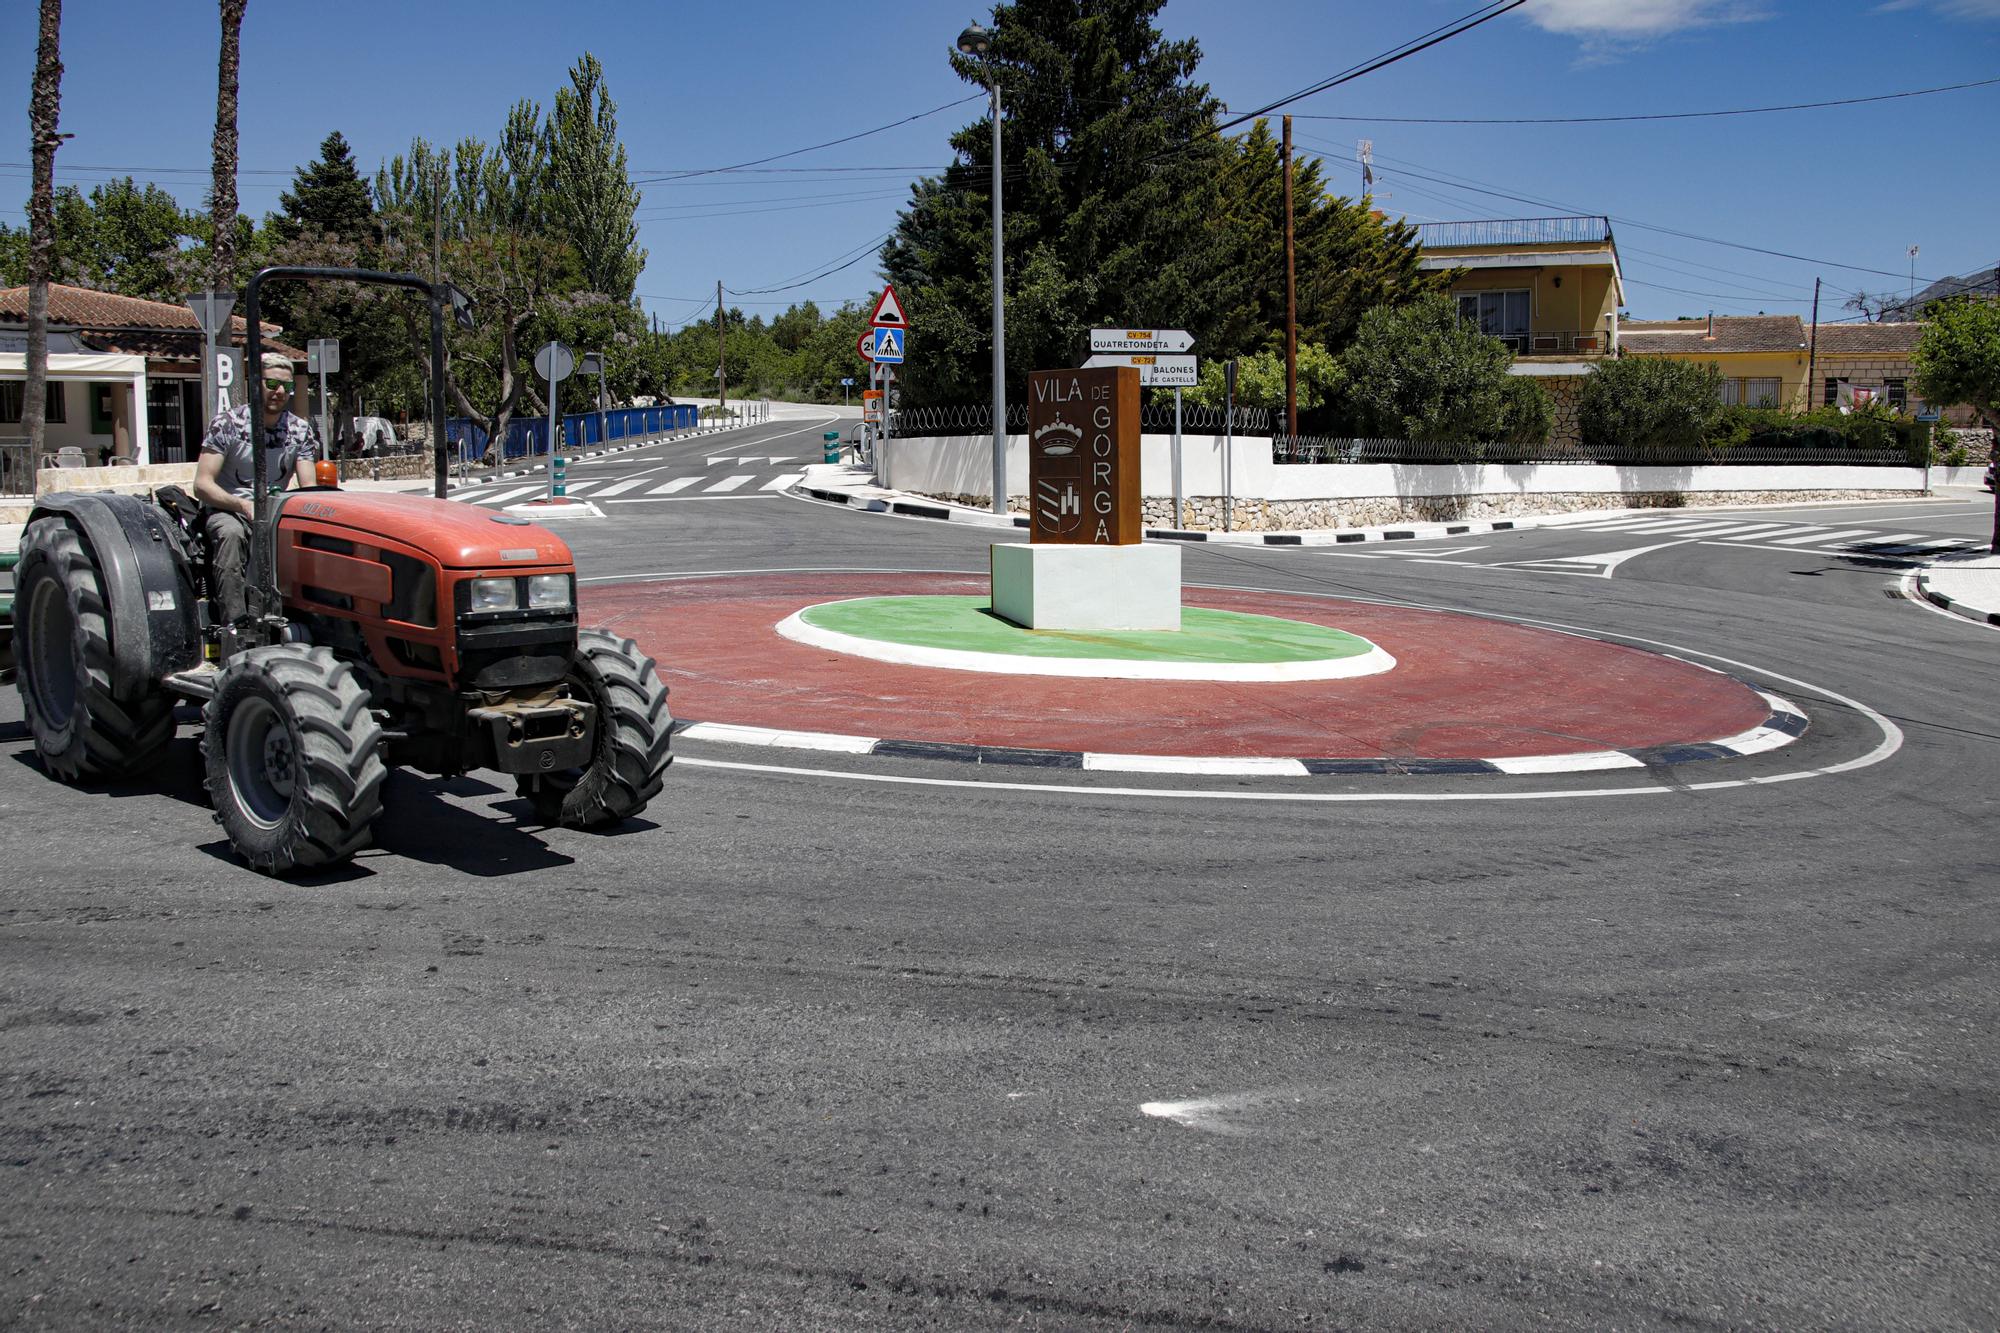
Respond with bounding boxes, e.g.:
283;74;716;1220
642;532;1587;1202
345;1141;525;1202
1490;330;1612;357
1416;216;1613;249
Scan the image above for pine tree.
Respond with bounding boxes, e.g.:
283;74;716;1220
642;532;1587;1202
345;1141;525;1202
273;131;375;244
881;0;1234;407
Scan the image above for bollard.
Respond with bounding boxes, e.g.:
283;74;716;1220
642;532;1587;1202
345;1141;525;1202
552;454;567;498
824;431;842;464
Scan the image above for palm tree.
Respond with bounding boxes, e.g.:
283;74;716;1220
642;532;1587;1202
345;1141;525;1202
23;0;64;460
209;0;246;293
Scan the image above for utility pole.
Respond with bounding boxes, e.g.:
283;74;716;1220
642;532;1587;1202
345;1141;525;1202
715;278;727;419
1283;114;1298;438
1806;277;1821;411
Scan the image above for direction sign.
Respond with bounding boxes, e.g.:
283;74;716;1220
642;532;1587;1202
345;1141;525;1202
840;377;855;386
534;341;575;383
1089;328;1194;354
870;326;906;364
869;284;907;328
1082;352;1198;387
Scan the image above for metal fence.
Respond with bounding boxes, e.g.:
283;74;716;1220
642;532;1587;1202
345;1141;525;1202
447;404;700;461
1414;216;1613;249
1272;434;1918;468
889;401;1274;438
0;437;30;497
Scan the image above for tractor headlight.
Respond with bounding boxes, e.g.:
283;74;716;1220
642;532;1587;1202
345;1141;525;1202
469;577;519;613
526;574;573;609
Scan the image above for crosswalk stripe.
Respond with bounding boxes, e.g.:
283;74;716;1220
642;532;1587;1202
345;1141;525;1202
1769;528;1874;545
705;456;733;466
1911;536;1976;548
1721;526;1825;542
649;476;702;494
704;474;754;493
468;485;543;506
1694;522;1807;538
590;478;651;497
557;479;601;493
1843;532;1932;547
760;473;804;491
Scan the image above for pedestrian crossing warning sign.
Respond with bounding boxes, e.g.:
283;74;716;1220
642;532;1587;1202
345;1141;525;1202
869;284;907;327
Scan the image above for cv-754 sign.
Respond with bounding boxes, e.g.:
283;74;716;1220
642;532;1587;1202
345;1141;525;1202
1090;328;1194;354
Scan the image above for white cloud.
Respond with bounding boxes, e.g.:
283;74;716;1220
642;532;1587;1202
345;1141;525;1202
1876;0;2000;16
1519;0;1767;39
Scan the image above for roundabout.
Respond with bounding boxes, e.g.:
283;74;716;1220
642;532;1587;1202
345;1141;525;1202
580;570;1807;774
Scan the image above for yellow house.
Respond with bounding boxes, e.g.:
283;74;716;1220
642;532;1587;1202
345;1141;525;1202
1618;315;1813;410
1414;216;1624;446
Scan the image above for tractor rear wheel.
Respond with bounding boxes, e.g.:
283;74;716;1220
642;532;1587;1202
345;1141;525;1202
517;629;672;828
13;517;175;781
203;645;386;875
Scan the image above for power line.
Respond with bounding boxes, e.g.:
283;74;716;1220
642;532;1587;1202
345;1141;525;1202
1216;2;1528;132
631;94;983;186
1274;75;2000;125
726;231;896;296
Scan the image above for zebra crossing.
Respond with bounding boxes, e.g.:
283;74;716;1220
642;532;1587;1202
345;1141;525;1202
448;455;808;507
1552;514;1985;557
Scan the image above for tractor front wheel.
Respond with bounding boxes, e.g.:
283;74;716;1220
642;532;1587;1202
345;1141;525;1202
203;645;386;875
517;629;672;828
13;517;175;781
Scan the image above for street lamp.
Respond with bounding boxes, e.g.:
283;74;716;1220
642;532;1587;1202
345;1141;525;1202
958;19;1007;516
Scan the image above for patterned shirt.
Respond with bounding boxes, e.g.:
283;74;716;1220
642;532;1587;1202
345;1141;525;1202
200;404;321;501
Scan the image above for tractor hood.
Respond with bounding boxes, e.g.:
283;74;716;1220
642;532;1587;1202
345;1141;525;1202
278;491;574;570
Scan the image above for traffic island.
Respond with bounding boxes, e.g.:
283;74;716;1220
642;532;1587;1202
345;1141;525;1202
580;571;1805;773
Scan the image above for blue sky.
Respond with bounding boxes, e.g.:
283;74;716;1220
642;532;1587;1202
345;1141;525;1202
5;0;1998;328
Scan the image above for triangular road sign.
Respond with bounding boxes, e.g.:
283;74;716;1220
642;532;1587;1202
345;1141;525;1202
869;284;907;327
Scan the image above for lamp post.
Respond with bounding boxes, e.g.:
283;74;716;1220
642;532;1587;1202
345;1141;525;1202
959;20;1007;516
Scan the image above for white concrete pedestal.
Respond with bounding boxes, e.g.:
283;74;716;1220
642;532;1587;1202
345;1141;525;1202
990;543;1181;631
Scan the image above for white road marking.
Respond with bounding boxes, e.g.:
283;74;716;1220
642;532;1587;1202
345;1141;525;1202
705;456;734;466
468;485;543;505
760;473;805;491
1770;528;1873;546
557;479;602;493
649;476;703;494
1490;537;1697;577
677;721;878;753
589;478;653;498
1721;525;1826;542
1840;532;1931;546
704;474;754;493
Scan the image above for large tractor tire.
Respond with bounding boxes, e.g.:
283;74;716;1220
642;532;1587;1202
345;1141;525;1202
13;517;175;781
202;645;386;876
518;629;672;829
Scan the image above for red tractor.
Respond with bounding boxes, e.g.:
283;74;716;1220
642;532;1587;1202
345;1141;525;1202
10;267;672;875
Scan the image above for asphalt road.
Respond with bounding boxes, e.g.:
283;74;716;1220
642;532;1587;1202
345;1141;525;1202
3;416;1996;1329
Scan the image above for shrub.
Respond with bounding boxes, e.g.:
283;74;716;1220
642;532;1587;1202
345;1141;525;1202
1579;357;1723;452
1495;374;1554;445
1330;293;1520;442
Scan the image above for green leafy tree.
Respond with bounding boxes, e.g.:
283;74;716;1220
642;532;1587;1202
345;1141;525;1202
0;179;194;299
1578;355;1724;452
545;53;644;303
1911;296;2000;444
1331;293;1523;442
1183;342;1343;412
880;0;1234;408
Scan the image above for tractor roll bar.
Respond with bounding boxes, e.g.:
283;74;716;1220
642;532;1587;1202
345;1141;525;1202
240;266;469;620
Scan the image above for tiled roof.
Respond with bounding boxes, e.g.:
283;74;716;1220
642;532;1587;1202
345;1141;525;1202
1811;322;1922;355
0;282;302;361
1620;315;1807;355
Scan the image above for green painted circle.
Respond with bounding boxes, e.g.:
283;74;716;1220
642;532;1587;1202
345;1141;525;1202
798;595;1377;665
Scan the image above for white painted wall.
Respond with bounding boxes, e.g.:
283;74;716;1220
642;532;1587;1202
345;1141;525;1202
877;432;1928;502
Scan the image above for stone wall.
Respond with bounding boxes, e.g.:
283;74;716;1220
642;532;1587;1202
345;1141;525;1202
924;487;1924;533
334;454;430;481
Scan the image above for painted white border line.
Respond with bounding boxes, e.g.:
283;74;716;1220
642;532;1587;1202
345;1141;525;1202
773;602;1398;683
1083;754;1312;776
676;721;878;754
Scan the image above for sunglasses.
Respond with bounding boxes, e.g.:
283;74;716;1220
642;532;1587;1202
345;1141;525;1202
261;378;294;391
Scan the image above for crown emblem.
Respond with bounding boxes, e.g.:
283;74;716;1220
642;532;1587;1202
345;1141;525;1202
1034;415;1083;455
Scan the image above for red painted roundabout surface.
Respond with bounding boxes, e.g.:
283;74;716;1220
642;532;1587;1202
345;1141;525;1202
582;572;1772;760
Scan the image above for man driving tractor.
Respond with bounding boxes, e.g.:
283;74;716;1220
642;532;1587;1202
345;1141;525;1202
191;351;322;629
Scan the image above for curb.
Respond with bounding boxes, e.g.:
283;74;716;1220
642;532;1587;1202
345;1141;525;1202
793;483;1521;547
670;689;1807;778
1915;569;2000;627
